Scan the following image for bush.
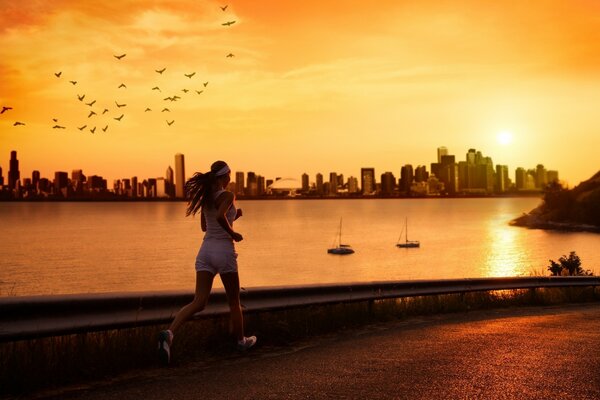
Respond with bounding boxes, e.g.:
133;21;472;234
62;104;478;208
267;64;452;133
547;251;593;276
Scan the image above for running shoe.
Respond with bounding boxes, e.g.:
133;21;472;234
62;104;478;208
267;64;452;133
237;335;257;351
157;330;173;365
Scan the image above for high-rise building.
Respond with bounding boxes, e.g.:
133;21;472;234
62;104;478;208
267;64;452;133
400;165;414;193
329;172;338;195
131;176;138;198
347;176;359;194
316;173;324;195
54;171;69;198
246;172;257;196
361;168;375;195
301;173;309;193
257;175;265;195
414;166;428;183
166;166;174;197
535;164;547;189
437;146;448;163
8;151;20;190
495;165;509;193
32;170;40;187
174;153;185;198
380;172;396;195
156;178;169;198
439;155;458;194
515;167;526;190
0;166;3;186
235;172;245;195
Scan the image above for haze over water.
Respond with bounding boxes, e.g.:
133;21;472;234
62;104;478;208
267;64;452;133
1;198;599;297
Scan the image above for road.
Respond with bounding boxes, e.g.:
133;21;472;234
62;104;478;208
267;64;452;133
44;303;600;400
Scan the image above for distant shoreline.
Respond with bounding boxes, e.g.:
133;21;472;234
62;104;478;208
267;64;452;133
510;213;600;233
0;193;544;202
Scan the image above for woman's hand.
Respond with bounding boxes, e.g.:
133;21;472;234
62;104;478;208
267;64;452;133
232;232;243;242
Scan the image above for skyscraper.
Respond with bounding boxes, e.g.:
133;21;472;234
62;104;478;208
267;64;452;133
316;173;324;195
437;146;448;163
361;168;375;195
166;166;174;197
235;172;245;195
301;173;309;193
0;166;3;186
174;153;185;198
329;172;338;194
8;150;20;190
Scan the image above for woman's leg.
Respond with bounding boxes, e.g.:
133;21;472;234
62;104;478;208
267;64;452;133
169;271;215;333
220;272;244;341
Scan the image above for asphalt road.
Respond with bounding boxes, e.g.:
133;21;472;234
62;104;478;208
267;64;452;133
43;303;600;400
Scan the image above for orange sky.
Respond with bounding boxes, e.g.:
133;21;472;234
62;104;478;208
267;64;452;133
1;0;599;186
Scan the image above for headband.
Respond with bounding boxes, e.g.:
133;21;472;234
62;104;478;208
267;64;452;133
214;165;231;177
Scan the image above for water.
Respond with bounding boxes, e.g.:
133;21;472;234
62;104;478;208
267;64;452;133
1;198;599;297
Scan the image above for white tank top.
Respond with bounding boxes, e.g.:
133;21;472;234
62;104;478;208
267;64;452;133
202;189;237;241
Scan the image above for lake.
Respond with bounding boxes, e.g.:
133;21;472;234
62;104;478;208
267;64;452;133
1;198;599;296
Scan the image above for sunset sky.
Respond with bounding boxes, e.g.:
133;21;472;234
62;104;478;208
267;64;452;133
1;0;599;186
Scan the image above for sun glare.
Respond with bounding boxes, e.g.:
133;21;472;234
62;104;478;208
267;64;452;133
496;131;514;146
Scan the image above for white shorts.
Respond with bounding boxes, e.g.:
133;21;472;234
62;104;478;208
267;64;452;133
195;239;238;275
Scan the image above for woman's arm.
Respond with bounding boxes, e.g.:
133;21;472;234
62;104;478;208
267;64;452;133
215;191;243;242
200;208;207;232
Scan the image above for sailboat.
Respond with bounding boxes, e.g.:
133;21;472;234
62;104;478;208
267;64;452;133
327;217;355;255
396;217;420;248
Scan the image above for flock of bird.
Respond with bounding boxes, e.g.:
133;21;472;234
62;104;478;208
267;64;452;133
1;5;237;134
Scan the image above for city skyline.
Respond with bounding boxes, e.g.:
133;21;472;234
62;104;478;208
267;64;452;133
1;146;559;200
2;1;600;186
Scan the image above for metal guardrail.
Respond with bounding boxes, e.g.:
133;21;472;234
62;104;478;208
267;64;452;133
1;276;599;342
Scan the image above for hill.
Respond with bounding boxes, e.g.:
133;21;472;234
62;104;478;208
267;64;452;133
511;171;600;232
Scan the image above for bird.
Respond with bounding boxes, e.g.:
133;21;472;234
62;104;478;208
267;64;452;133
88;111;97;118
102;108;109;114
52;125;66;129
155;68;166;74
226;53;234;57
69;80;77;85
118;83;127;89
162;108;170;112
13;121;25;126
102;125;108;132
52;118;58;122
114;114;124;121
77;94;85;101
195;90;203;95
115;101;126;108
90;126;96;133
54;71;62;78
182;89;189;93
166;120;174;126
144;108;152;112
1;106;13;114
172;95;181;100
78;125;87;131
203;81;209;87
114;53;126;60
221;5;228;11
86;100;96;107
222;20;236;26
184;72;196;79
163;96;173;101
152;86;161;92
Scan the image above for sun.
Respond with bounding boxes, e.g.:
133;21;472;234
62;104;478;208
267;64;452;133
496;131;514;146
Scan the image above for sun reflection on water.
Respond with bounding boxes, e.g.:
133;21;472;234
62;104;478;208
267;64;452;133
484;217;530;277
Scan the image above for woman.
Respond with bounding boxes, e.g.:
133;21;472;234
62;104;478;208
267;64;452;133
158;160;256;365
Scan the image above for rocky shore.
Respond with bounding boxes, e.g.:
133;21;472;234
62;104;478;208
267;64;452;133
510;170;600;233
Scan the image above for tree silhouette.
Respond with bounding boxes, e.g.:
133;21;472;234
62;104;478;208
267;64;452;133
547;251;592;276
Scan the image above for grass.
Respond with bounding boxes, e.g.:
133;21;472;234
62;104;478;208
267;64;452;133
1;286;599;397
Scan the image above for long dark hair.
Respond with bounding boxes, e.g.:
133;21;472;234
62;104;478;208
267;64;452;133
185;160;229;216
